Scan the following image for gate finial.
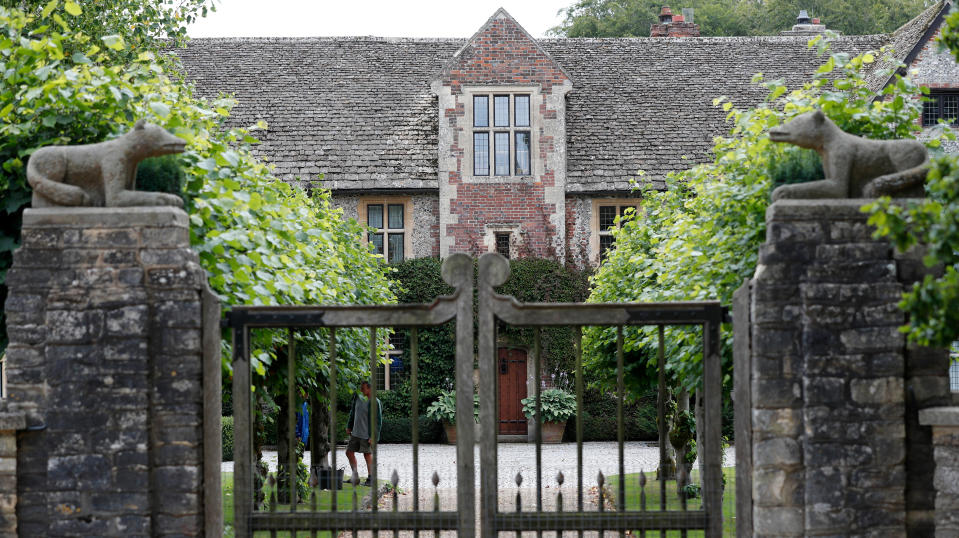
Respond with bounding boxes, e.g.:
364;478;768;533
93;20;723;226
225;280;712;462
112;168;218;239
478;252;511;288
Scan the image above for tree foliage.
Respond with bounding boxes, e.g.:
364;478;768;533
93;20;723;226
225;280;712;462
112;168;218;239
550;0;929;37
0;4;395;393
585;38;927;395
863;14;959;348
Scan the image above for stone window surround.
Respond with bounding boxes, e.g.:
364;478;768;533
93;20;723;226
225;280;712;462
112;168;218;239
358;196;414;262
484;223;523;259
464;85;541;184
590;198;641;264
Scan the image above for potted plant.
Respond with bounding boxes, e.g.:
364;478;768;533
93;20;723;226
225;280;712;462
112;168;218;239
426;390;479;444
521;388;576;443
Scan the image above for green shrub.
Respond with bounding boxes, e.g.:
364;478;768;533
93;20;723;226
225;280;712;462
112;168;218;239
222;416;234;461
521;388;577;422
135;154;185;202
426;390;479;424
378;415;444;444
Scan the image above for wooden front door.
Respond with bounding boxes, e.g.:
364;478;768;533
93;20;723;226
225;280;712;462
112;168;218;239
497;347;528;435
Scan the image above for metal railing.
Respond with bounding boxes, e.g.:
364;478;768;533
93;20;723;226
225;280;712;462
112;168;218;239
225;252;725;536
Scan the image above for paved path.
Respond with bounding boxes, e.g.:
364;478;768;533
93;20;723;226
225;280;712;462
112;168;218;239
222;441;735;490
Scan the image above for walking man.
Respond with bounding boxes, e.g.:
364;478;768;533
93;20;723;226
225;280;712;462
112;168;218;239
345;381;382;486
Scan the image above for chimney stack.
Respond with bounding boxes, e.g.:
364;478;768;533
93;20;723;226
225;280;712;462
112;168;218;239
780;9;835;36
651;5;701;37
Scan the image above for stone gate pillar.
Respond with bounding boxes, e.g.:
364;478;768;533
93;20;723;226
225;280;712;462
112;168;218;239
734;200;951;537
2;207;221;536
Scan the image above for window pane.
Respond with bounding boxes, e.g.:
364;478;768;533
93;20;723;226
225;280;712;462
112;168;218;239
474;132;489;176
599;206;617;231
943;95;958;125
494;132;510;175
473;95;489;128
388;204;404;229
376;364;386;391
370;232;384;255
388;233;404;263
367;204;383;229
599;235;615;260
515;132;531;176
495;232;510;258
494;95;509;127
923;96;939;126
515;95;530;127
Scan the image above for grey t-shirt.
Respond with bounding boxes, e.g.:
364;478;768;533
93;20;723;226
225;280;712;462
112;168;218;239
351;396;371;439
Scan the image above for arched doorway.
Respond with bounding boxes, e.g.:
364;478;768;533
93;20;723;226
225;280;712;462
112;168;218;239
497;347;528;435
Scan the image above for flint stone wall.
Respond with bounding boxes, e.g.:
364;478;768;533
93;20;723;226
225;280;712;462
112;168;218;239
2;207;221;536
735;199;950;537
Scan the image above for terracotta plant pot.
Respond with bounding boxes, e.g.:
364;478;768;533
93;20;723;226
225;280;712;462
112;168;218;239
539;421;566;443
444;422;457;445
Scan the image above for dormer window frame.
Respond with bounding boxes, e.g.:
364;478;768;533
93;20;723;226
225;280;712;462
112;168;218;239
465;86;539;182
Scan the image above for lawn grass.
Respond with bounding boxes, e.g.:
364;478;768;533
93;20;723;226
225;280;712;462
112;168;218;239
605;467;736;537
222;472;378;537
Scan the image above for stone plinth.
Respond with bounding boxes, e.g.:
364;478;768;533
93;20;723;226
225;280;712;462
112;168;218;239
734;200;950;537
3;207;221;536
919;407;959;537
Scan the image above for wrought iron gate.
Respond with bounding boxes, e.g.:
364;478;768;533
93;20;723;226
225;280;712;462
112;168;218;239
226;252;724;536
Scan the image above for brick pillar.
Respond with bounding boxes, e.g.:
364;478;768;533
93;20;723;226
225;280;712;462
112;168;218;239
918;407;959;537
736;200;950;536
3;207;220;536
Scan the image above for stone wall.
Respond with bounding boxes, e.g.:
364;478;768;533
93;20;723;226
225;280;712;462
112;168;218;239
919;407;959;536
2;207;220;536
332;193;440;259
735;200;950;537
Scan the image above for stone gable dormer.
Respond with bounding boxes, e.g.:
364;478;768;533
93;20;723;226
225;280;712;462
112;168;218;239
431;9;573;261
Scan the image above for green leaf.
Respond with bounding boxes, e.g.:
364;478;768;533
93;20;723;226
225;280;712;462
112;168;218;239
102;35;125;51
64;1;82;16
41;0;59;18
149;101;170;118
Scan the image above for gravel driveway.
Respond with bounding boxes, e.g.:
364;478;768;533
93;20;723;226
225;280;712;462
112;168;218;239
222;441;735;490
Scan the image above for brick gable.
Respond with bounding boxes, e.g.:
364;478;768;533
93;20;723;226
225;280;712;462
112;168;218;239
436;9;570;93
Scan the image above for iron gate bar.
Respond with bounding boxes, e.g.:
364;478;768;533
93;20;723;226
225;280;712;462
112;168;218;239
228;253;476;538
477;252;724;538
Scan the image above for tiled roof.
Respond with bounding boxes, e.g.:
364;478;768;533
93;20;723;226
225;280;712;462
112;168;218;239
864;1;950;92
175;28;913;192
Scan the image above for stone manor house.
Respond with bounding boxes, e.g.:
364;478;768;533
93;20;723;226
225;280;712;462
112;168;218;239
176;2;958;271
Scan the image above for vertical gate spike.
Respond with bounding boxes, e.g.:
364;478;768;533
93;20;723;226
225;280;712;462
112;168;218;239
431;471;440;487
638;470;646;487
596;470;605;487
432;471;441;512
391;469;400;487
556;471;564;486
515;472;523;487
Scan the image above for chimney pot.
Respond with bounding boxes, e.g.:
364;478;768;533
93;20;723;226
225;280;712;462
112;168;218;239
672;14;684;22
812;17;820;24
659;6;673;24
797;9;811;24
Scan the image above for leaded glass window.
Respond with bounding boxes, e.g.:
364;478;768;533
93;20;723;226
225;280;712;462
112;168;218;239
515;95;530;127
494;95;510;127
474;95;489;127
495;232;511;258
472;93;534;177
474;132;489;176
922;92;959;126
494;132;510;176
515;132;531;176
597;204;638;262
363;200;409;264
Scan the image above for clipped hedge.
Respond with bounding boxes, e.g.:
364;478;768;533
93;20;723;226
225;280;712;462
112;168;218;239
222;416;234;461
379;415;445;444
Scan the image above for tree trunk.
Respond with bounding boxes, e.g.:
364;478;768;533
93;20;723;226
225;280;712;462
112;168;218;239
673;388;690;498
657;389;676;481
310;393;331;473
276;394;293;504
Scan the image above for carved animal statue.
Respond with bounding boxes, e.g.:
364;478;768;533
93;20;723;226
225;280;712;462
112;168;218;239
769;110;928;200
27;120;187;208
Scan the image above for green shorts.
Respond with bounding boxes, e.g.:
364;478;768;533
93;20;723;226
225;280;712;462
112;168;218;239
346;435;372;454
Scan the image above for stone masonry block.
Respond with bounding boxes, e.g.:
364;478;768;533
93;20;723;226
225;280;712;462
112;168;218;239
850;377;905;405
755;437;802;467
840;327;904;353
753;408;802;437
754;506;804;536
105;305;149;336
815;242;891;262
753;468;802;506
46;310;104;343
